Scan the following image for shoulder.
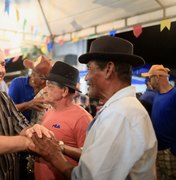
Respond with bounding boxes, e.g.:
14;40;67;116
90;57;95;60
9;76;28;89
11;76;28;83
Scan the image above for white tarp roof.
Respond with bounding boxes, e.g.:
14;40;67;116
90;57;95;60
1;0;176;57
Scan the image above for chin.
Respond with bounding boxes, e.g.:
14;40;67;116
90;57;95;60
88;91;96;99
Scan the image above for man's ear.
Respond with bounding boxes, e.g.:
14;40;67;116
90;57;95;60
62;87;69;98
23;59;34;69
105;61;114;79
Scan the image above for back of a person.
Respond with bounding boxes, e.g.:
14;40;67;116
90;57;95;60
35;104;92;180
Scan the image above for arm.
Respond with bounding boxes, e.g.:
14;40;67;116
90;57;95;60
29;134;74;180
61;143;82;161
15;97;47;112
0;135;32;154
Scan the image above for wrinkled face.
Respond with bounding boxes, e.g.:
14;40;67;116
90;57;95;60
31;70;47;88
85;61;105;99
43;81;65;104
0;56;6;82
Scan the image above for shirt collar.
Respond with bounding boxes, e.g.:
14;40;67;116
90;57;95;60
101;86;136;111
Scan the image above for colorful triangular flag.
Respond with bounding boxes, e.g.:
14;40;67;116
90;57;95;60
160;19;171;32
133;25;142;38
4;0;10;15
12;56;20;62
16;8;19;21
109;30;117;37
23;19;27;31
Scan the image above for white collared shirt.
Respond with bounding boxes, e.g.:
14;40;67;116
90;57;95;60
72;86;157;180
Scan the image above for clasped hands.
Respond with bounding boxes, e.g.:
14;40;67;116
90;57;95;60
21;124;63;161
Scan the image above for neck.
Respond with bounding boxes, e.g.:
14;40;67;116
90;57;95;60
53;97;75;111
159;83;173;93
99;81;129;104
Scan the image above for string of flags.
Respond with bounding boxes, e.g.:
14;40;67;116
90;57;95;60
1;0;174;62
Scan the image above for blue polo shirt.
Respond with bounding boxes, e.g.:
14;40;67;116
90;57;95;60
151;87;176;155
140;88;157;105
8;76;35;122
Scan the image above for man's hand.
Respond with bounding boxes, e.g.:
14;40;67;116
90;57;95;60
24;124;54;138
29;133;74;179
28;97;47;111
28;133;61;162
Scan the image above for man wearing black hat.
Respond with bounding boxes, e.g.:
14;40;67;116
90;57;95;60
30;36;157;180
32;61;92;180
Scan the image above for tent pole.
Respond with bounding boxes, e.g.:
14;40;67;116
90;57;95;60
38;0;52;35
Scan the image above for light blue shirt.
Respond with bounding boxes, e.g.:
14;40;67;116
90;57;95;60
72;86;157;180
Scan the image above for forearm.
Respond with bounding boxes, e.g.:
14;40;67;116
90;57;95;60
63;145;82;161
50;151;75;180
0;135;29;154
16;101;32;112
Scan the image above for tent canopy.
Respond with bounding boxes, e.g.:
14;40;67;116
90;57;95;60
0;0;176;57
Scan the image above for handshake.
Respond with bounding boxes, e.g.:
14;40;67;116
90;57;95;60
0;124;63;163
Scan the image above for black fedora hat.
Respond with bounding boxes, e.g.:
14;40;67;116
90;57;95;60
79;36;145;67
44;61;81;92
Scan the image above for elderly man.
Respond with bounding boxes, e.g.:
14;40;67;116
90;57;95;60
30;36;157;180
142;64;176;179
31;61;92;180
8;55;53;122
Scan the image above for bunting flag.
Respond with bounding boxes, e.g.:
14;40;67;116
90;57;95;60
133;25;142;38
16;8;19;21
21;48;28;59
40;44;47;54
47;42;54;53
5;58;11;64
23;19;27;31
72;36;79;42
12;56;20;62
4;49;10;56
34;29;38;38
4;0;10;15
41;35;46;41
160;19;171;31
45;36;50;44
109;30;117;36
88;34;97;39
31;25;34;33
58;39;64;45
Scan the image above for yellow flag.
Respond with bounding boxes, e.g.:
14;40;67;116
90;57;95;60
160;19;171;31
72;36;79;42
16;8;19;22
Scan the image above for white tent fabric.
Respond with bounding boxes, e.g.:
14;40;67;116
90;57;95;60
0;0;176;57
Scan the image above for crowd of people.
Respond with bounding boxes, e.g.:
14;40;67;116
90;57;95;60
0;35;175;180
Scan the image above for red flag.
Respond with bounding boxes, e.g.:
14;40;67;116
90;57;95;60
12;56;20;62
133;25;142;38
4;49;10;56
58;39;64;45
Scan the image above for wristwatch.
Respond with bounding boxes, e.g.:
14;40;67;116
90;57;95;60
59;141;65;153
